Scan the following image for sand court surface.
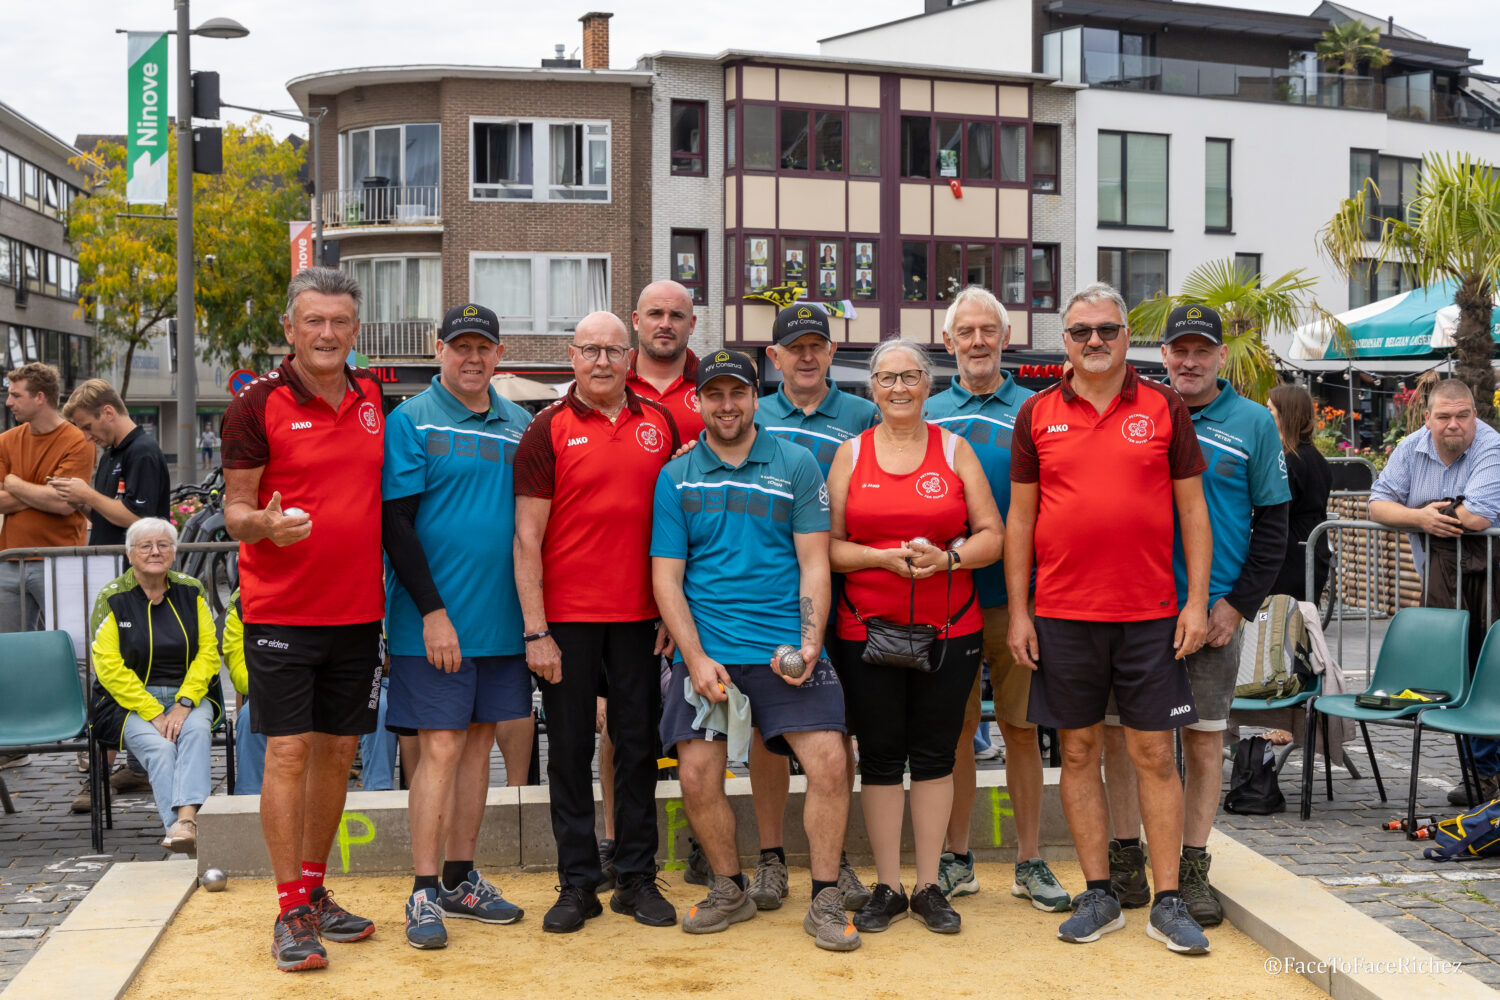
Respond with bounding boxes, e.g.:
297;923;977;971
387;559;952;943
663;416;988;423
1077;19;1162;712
123;863;1325;1000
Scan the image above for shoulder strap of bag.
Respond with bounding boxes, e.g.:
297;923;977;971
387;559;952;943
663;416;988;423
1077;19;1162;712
1423;801;1500;861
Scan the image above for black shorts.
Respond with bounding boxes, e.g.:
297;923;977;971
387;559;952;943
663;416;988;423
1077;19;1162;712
1028;616;1197;732
245;621;384;737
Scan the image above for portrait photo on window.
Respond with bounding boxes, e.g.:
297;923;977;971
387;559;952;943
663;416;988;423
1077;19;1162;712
784;248;805;278
854;267;874;298
748;238;769;265
749;264;769;291
675;253;697;281
819;269;838;298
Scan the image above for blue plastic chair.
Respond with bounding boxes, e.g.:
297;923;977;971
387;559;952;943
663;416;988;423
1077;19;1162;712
1409;622;1500;836
1231;674;1323;820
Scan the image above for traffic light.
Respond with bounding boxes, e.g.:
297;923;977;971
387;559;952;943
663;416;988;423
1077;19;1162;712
191;71;221;120
192;127;222;175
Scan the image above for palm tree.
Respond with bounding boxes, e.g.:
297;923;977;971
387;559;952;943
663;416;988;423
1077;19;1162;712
1315;19;1392;77
1320;152;1500;420
1129;260;1336;403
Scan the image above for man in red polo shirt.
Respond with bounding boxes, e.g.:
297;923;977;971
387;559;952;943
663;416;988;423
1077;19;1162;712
1005;281;1213;956
222;267;385;972
515;310;681;934
627;280;703;440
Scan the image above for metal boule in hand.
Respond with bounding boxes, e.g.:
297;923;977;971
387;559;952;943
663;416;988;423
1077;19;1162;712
774;644;807;678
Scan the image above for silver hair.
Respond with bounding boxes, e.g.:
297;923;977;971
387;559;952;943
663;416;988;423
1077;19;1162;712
943;285;1009;335
285;266;362;318
125;516;178;550
1061;282;1130;328
869;338;932;380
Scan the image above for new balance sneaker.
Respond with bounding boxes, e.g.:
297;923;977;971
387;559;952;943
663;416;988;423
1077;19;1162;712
1178;850;1222;928
1108;839;1151;909
838;857;872;910
596;837;618;892
308;887;375;942
1057;888;1125;943
440;870;523;924
937;850;979;899
611;871;676;927
804;886;861;951
1011;858;1071;912
1147;895;1210;955
684;837;713;886
748;850;789;911
910;884;962;934
404;889;447;950
542;884;602;933
272;905;328;972
852;882;908;932
682;875;757;934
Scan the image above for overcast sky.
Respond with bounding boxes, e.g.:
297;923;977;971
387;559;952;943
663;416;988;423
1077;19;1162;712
7;0;1494;146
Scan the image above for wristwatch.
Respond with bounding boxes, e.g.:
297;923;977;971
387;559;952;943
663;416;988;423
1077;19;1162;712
948;548;962;567
177;696;194;710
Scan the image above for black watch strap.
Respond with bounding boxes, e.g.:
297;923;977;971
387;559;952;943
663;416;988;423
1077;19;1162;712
523;629;552;643
177;696;194;709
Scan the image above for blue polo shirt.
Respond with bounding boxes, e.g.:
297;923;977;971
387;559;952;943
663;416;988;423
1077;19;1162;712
651;425;830;665
926;373;1033;607
759;380;878;477
382;376;531;657
1173;379;1290;608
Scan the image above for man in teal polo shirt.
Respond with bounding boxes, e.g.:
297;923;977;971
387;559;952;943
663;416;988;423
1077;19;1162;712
926;285;1068;912
1103;303;1290;929
751;304;877;912
383;303;532;949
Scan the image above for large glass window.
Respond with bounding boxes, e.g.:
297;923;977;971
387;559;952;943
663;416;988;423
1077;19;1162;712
1348;259;1412;308
901;116;931;179
999;245;1027;304
671;231;706;304
780;109;809;171
1098;131;1168;227
902;241;929;300
1098;248;1167;310
670;101;706;176
725;107;737;169
341;123;440;195
472;121;533;199
849;112;880;176
1350;150;1420;236
743;105;776;171
999;124;1025;183
471;254;609;333
1205;138;1231;231
814;112;843;173
935;242;963;301
967;122;994;181
1032;124;1059;193
1234;252;1261;287
470;120;609;201
1031;243;1058;310
342;256;442;325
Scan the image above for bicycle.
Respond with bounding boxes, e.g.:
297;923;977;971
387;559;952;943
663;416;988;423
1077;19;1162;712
170;468;238;617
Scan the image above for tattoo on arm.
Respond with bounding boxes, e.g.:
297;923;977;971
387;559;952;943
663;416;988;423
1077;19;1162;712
800;595;815;646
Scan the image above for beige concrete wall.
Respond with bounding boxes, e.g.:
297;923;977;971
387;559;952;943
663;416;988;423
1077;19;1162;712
900;78;931;112
848;305;883;344
934;81;996;117
742;65;775;101
848;74;881;108
934;185;997;239
900;183;931;234
849;181;881;233
778;68;845;105
998;187;1029;238
998;84;1028;119
741;175;777;229
778;177;846;231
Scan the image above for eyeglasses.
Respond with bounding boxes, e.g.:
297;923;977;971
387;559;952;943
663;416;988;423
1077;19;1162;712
571;343;627;362
872;369;927;388
1065;323;1126;343
132;540;176;553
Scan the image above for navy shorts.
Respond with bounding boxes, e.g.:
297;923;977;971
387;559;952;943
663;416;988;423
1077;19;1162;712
245;621;384;738
386;653;532;732
660;658;846;756
1029;616;1198;732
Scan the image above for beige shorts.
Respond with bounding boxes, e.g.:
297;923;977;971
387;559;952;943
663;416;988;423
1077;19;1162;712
965;603;1035;730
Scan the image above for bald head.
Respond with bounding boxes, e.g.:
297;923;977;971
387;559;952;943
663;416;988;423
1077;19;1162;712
634;281;696;365
575;310;629;345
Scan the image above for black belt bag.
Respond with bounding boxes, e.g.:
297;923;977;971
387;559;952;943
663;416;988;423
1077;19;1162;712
844;552;975;672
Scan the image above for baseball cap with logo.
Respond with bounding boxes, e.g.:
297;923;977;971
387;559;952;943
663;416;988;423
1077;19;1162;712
439;303;500;343
772;304;833;346
696;349;758;391
1162;304;1224;346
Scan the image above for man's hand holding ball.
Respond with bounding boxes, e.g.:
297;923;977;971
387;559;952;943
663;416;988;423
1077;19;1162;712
263;492;312;547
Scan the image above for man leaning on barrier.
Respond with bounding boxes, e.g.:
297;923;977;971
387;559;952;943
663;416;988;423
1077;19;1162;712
1368;378;1500;806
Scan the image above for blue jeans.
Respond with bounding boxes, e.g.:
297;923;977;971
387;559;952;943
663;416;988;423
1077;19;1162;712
233;702;267;795
122;685;213;830
359;679;396;791
1473;737;1500;779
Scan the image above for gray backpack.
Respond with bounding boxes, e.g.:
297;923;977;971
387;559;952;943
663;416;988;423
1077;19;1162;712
1235;594;1312;700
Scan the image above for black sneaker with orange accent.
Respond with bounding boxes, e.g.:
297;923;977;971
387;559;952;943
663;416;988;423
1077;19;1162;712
308;887;375;942
272;906;328;972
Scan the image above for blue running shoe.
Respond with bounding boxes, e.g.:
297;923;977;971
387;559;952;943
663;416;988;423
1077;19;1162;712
440;870;524;924
405;889;447;950
1147;895;1210;955
1057;888;1124;943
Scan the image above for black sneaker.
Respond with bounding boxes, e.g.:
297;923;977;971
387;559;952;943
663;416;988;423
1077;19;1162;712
542;884;603;934
1108;839;1151;909
611;871;676;927
308;887;374;942
272;905;328;972
596;837;618;893
910;883;962;934
684;837;713;886
852;882;908;932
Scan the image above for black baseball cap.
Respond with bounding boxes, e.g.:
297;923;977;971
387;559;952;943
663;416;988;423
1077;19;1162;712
772;304;832;346
696;349;758;391
1162;304;1223;345
439;303;500;343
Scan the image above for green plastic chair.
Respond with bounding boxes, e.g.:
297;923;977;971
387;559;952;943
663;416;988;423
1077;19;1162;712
1231;674;1323;820
1312;607;1471;821
1409;622;1500;835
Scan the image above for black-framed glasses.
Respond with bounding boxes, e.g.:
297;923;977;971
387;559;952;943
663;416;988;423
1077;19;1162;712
872;369;927;388
1065;323;1126;343
571;343;627;362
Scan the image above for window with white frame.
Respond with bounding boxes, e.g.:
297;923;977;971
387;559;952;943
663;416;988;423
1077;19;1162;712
470;119;610;201
339;124;440;192
340;256;442;324
471;254;610;333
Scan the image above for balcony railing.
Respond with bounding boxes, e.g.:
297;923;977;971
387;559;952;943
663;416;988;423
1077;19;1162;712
358;320;436;358
323;185;441;228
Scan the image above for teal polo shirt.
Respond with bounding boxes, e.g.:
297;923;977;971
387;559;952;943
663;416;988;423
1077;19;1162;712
651;425;830;665
1173;379;1291;608
760;380;879;477
925;373;1033;607
382;376;531;657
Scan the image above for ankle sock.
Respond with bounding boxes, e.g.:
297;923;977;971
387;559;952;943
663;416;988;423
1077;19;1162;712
761;846;786;864
442;860;473;889
729;873;747;891
277;880;308;917
812;878;838;899
1085;879;1113;897
413;875;439;895
300;861;326;894
1154;889;1180;905
1115;837;1140;850
1182;845;1207;858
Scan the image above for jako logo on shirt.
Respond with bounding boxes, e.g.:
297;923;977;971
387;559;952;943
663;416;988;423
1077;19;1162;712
915;472;949;499
118;621;133;629
1121;414;1156;444
358;400;382;435
289;421;312;431
636;424;665;453
1045;424;1069;434
566;436;589;447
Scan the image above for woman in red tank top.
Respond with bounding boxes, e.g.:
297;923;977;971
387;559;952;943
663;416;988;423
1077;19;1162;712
826;338;1004;935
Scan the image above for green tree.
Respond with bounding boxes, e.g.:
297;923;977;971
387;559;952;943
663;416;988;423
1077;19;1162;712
1321;152;1500;420
1315;19;1392;77
1128;259;1337;403
70;120;306;399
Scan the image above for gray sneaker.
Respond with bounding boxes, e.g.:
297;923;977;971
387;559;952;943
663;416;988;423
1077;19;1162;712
1057;888;1124;943
937;850;978;899
1012;858;1071;912
748;850;789;910
1108;839;1151;908
681;875;757;934
803;886;861;951
1148;895;1210;955
838;857;871;910
684;837;713;887
1178;850;1222;928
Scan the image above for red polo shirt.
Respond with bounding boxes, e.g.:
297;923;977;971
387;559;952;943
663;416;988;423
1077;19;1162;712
626;348;703;441
514;386;680;622
220;357;386;626
1011;365;1204;622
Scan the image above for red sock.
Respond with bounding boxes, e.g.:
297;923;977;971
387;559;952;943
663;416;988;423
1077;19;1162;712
301;862;327;895
277;880;308;917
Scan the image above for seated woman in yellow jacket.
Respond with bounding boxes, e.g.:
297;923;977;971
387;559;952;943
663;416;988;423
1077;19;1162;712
91;517;219;855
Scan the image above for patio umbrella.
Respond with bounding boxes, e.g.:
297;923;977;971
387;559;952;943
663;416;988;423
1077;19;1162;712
1285;280;1499;360
490;372;563;402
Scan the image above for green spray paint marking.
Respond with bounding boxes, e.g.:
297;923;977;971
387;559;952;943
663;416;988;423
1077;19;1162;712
991;788;1013;847
662;799;689;871
337;811;376;873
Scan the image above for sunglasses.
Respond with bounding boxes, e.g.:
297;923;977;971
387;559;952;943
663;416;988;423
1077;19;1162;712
1065;323;1127;343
